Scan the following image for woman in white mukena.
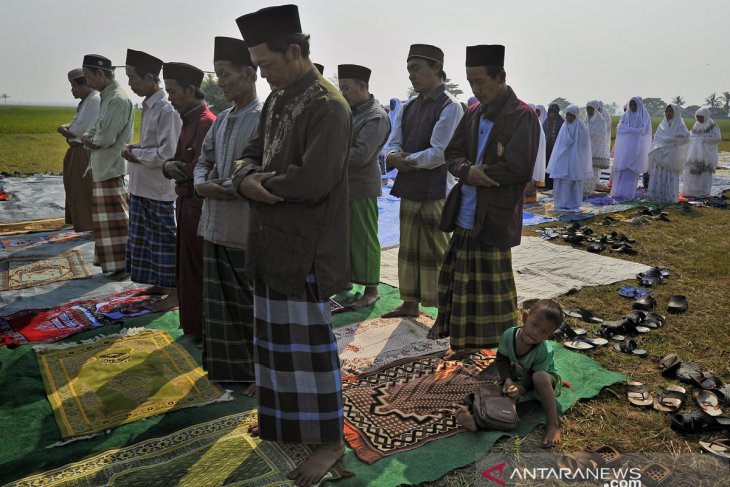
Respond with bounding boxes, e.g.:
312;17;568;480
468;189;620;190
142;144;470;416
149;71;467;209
610;96;652;200
647;103;689;203
682;107;722;198
546;105;593;211
584;100;610;193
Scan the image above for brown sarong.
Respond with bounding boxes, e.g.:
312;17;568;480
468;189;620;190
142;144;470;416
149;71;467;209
62;144;94;231
92;177;128;273
176;196;204;337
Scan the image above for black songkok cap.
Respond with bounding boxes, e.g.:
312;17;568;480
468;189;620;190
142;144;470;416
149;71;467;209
338;64;371;83
407;44;444;64
313;63;324;74
213;36;255;67
236;4;302;47
163;62;205;88
465;45;505;67
82;54;113;71
125;49;163;76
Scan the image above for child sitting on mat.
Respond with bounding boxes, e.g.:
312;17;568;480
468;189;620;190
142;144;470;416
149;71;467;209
456;298;564;447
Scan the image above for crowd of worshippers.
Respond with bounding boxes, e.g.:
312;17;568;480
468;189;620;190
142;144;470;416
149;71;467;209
52;3;722;485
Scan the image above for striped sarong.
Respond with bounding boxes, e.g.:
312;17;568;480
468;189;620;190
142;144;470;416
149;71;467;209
253;274;343;444
126;194;176;288
92;177;128;273
398;198;449;307
202;241;255;382
349;197;380;286
433;226;518;351
62;144;93;232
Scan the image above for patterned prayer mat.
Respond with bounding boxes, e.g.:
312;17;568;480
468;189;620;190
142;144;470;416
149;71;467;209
0;231;88;251
334;314;448;376
4;410;349;487
1;289;165;346
343;350;496;464
0;217;66;236
0;250;91;290
35;328;229;439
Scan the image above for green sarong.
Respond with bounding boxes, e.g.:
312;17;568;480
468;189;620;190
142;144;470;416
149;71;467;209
349;197;380;286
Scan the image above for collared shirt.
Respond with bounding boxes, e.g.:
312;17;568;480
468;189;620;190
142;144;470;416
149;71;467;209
67;91;100;143
128;89;182;201
193;98;262;249
348;95;390;201
456;116;493;229
84;80;134;183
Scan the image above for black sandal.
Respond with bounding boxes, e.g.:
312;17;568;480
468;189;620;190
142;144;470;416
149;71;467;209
668;410;730;434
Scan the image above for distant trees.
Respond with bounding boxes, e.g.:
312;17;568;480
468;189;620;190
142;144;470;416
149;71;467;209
671;95;685;107
201;74;230;115
548;97;571;112
406;77;463;99
704;92;722;109
721;92;730;110
643;98;666;116
1;94;8;105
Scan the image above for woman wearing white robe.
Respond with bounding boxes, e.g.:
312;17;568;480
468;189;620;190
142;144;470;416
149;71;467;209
536;104;548;126
647;104;689;203
546;105;593;211
682;107;722;198
584;100;610;193
610;96;652;200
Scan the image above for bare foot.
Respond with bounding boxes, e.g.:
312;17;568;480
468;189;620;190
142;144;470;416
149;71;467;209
455;405;478;432
542;423;561;448
287;443;345;487
442;348;479;361
247;423;259;436
242;382;256;397
426;324;445;340
144;293;178;313
382;301;419;318
352;291;380;309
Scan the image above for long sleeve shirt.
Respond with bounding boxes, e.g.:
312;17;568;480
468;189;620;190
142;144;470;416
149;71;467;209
128;89;182;201
84;81;134;183
67;91;100;143
193;99;262;249
348;96;390;201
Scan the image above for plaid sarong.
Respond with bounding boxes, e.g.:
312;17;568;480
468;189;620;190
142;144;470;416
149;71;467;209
202;241;255;382
92;177;128;273
126;194;176;288
253;274;343;444
398;198;449;306
433;226;518;350
350;197;380;286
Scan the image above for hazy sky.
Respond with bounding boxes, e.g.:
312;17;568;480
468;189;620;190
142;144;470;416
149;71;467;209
1;0;729;109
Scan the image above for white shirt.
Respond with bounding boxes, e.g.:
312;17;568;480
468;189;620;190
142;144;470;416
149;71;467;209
128;89;182;201
67;91;101;143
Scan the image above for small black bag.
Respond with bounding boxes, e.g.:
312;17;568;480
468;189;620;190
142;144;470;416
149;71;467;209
467;382;519;432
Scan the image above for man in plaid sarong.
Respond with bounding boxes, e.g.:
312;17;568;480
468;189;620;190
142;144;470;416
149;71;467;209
234;6;351;486
429;45;540;353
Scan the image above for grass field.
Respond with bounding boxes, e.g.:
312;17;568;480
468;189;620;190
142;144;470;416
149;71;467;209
1;106;730;174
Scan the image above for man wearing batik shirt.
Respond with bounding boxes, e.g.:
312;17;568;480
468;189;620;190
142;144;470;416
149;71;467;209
122;49;182;307
233;5;351;486
192;37;262;392
161;62;216;336
81;54;133;279
337;63;390;308
383;43;463;319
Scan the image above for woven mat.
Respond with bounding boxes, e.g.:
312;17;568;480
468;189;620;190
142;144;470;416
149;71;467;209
0;231;88;251
0;218;67;236
1;250;91;290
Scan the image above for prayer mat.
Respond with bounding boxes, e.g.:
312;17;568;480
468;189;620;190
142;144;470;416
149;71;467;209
0;289;165;346
0;231;88;251
343;349;496;464
334;314;448;376
0;217;67;236
34;328;231;440
4;409;350;487
0;250;91;291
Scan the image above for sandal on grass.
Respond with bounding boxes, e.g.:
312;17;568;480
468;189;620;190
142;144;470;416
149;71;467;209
613;339;648;357
653;385;686;413
699;438;730;461
668;410;730;434
563;336;608;351
667;295;688;313
627;382;654;407
693;389;723;416
638;462;672;487
632;295;657;312
565;308;603;324
658;353;682;377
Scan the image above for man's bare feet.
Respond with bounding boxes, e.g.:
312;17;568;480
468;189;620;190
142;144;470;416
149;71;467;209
442;347;479;361
542;423;561;448
144;293;178;313
247;423;259;436
352;287;380;309
382;301;419;318
455;405;478;432
426;324;445;340
287;442;344;487
242;382;256;397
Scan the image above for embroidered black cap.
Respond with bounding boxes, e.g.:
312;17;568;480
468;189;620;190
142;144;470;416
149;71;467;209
82;54;113;71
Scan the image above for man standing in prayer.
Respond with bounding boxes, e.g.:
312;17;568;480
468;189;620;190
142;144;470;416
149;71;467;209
58;68;100;232
161;62;216;336
682;107;722;198
610;96;651;201
337;63;390;308
647;103;689;203
233;5;351;485
524;103;546;203
122;49;182;306
546;105;593;211
81;54;133;279
193;36;262;391
584;100;610;193
383;43;463;319
429;44;540;354
543;103;564;190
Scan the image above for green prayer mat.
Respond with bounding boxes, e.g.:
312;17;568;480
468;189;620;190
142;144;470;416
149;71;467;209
5;409;349;487
34;328;229;440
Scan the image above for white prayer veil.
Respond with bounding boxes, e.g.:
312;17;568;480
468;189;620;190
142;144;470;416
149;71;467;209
649;103;689;173
613;96;652;172
584;100;610;161
545;104;593;181
536;105;547;126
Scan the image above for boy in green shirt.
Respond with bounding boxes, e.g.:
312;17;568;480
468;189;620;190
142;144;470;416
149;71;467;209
456;299;563;447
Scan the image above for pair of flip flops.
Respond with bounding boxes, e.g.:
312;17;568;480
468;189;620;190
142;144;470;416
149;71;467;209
564;308;603;324
636;267;669;287
699;438;730;461
669;410;730;435
604;310;664;335
660;354;729;398
619;286;651;300
627;382;686;412
613;339;648;357
556;322;609;350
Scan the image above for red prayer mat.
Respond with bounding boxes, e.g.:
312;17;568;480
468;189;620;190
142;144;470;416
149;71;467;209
342;349;496;464
0;289;165;346
0;231;89;250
